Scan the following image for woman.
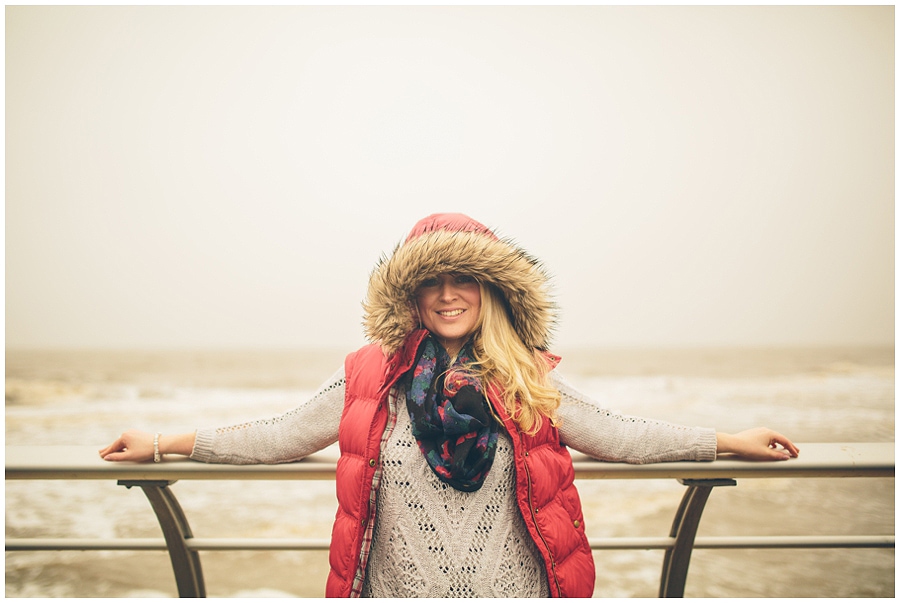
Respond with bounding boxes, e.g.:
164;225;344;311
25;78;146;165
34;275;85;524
101;213;798;598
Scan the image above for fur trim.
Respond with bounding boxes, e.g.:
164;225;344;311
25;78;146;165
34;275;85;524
363;229;556;354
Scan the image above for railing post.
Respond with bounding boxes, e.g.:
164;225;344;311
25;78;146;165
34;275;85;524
659;478;736;598
118;480;206;598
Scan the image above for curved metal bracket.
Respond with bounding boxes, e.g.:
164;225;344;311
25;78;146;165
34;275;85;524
118;480;206;597
659;478;737;597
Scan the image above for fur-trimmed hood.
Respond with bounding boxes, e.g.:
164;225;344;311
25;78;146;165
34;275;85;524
362;214;556;354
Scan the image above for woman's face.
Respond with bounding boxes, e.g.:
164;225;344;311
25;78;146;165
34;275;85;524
415;273;481;355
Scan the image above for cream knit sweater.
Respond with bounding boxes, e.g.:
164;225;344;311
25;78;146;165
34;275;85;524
191;368;717;596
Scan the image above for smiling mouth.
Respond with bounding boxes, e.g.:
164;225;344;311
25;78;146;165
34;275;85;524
437;309;465;317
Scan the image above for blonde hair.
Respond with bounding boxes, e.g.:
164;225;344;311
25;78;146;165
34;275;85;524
470;283;560;434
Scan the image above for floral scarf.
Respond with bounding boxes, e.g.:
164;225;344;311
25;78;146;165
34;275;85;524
403;335;500;492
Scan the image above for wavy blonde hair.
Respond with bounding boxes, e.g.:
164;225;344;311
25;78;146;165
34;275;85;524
469;283;560;434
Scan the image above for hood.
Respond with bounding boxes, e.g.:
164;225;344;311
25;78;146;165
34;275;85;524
362;213;556;354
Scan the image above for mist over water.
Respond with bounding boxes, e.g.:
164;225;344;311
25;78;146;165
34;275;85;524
6;346;894;597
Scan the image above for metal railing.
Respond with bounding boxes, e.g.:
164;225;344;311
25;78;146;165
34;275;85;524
6;442;894;598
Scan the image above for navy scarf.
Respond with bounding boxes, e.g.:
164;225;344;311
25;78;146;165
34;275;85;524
403;335;500;492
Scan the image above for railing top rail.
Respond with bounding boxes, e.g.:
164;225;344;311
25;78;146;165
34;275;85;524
5;443;893;481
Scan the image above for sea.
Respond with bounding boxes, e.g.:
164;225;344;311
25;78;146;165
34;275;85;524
5;346;894;598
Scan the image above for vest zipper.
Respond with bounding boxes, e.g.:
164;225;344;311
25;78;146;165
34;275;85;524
519;432;563;596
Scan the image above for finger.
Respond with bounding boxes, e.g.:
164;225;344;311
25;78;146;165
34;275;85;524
770;447;792;460
98;437;125;457
749;444;790;461
101;450;130;462
765;442;793;460
781;438;800;457
784;443;799;457
769;432;800;457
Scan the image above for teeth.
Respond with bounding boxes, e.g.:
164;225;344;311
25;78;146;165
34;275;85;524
438;309;464;317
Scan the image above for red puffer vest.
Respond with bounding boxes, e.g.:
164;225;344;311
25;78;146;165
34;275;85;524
325;330;596;597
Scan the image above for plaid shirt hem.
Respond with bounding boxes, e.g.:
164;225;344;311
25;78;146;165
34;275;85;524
349;388;400;597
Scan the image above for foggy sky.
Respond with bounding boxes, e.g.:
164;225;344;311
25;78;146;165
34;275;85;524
6;5;894;350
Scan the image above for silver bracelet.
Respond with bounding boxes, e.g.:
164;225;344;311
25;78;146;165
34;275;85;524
153;433;161;463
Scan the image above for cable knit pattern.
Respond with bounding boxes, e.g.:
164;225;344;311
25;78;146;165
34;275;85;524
191;367;717;466
361;390;549;597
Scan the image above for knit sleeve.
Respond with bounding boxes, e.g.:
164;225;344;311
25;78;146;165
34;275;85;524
552;370;717;463
190;366;345;465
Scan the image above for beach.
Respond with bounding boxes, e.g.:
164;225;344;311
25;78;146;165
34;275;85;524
5;346;894;597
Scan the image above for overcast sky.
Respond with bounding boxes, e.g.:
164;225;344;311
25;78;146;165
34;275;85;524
6;5;894;351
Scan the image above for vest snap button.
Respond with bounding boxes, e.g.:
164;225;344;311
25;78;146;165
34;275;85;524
574;520;580;528
368;458;376;467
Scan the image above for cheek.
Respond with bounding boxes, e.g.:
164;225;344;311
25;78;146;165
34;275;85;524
466;293;482;321
415;295;435;325
470;290;482;311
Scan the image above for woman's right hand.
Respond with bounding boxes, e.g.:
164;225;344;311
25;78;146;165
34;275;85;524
99;429;196;462
99;429;155;462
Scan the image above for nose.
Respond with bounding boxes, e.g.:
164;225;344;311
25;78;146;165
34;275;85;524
438;277;459;300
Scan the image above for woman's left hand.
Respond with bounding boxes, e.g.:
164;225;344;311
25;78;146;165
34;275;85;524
716;427;800;461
